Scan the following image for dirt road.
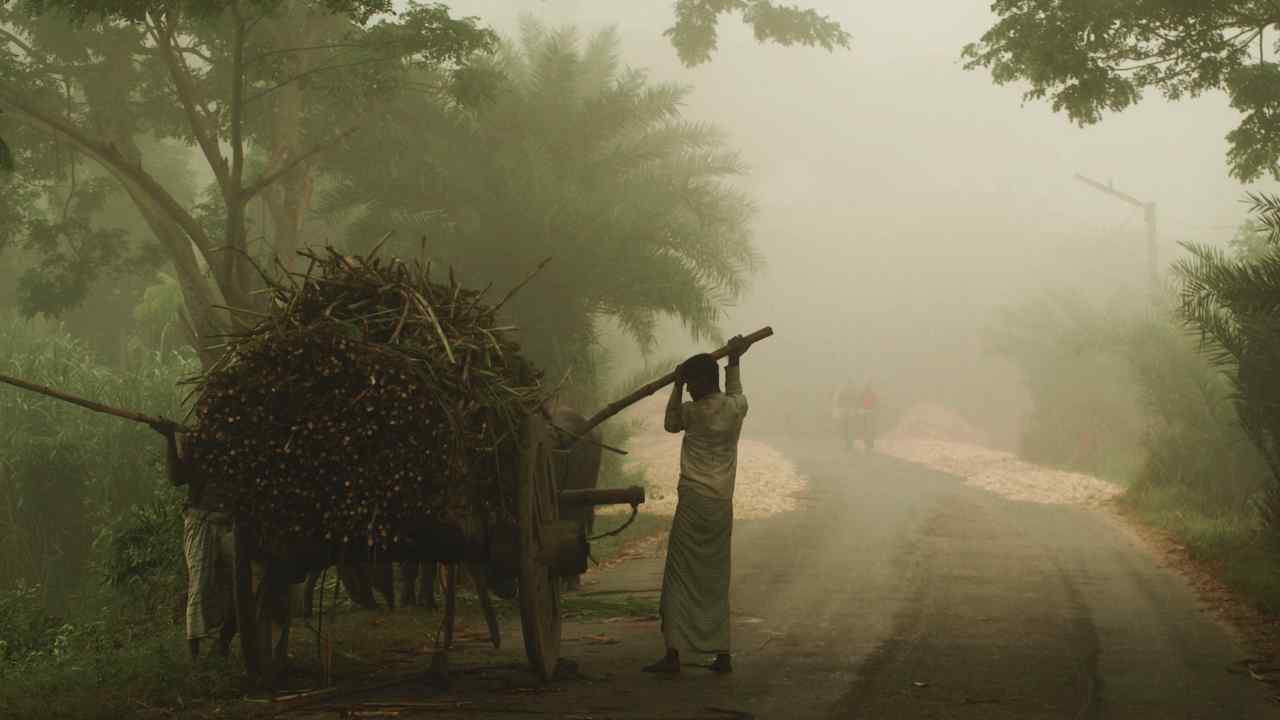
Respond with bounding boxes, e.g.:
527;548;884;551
279;434;1276;719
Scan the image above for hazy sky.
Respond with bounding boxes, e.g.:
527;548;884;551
432;2;1278;427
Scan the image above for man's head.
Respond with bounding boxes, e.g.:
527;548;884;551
682;353;720;400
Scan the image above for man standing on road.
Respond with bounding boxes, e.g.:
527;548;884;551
644;335;750;675
151;422;237;660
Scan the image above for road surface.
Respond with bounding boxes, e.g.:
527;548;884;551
280;434;1276;719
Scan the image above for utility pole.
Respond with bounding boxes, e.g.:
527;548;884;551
1073;174;1158;300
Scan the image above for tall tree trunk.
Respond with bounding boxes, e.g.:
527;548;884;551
263;6;325;273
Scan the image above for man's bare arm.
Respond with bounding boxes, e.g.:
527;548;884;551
156;425;190;487
665;364;686;433
725;335;746;396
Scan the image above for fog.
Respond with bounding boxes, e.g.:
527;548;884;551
10;5;1280;713
423;0;1276;445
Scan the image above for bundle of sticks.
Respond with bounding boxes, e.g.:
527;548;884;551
184;247;544;552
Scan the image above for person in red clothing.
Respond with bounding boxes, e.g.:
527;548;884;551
856;383;879;452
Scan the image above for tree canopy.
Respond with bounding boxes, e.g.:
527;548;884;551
1177;193;1280;543
0;0;494;364
963;1;1280;181
665;0;850;66
321;22;758;399
0;0;843;373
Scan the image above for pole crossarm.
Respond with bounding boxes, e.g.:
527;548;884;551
1074;174;1147;209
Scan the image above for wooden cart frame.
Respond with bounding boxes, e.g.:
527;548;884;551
229;411;644;685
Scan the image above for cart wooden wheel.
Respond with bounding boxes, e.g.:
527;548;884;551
517;414;563;681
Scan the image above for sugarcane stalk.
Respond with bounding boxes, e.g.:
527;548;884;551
574;326;774;441
0;372;189;431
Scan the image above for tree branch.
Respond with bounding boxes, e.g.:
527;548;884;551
148;10;229;191
242;124;359;201
244;54;404;105
229;0;246;195
0;27;38;57
246;41;391;64
0;80;217;267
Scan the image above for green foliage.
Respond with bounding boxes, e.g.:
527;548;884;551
0;312;196;607
1122;482;1280;612
0;581;64;664
665;0;850;67
964;2;1280;181
1;0;497;357
0;9;187;318
1176;193;1280;549
131;271;189;355
984;290;1144;476
991;280;1278;606
561;591;658;620
324;22;758;388
1125;318;1268;513
0;592;242;719
99;494;185;616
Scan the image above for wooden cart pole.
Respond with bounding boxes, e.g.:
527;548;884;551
0;372;189;431
574;326;774;441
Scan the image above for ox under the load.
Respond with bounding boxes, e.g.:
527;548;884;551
184;246;545;555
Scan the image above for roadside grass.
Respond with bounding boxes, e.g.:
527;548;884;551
1120;482;1280;614
561;594;659;620
0;614;244;720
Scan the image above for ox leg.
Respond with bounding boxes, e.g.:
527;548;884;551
442;563;458;649
467;563;501;649
401;560;419;607
270;575;293;671
252;564;281;685
338;563;377;610
372;560;395;610
421;561;439;610
292;571;318;619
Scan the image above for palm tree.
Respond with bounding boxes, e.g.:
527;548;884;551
322;21;758;402
1176;193;1280;546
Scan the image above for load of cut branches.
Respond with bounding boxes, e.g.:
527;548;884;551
184;246;545;555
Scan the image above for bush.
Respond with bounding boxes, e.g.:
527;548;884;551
1176;197;1280;551
1125;319;1268;514
98;491;186;620
984;291;1145;479
0;581;63;665
0;312;196;609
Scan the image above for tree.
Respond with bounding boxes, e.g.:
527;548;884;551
665;0;850;67
1;1;845;369
321;22;758;401
1177;193;1280;547
1;0;495;365
963;1;1280;181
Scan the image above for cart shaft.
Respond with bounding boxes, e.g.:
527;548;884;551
559;486;645;508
